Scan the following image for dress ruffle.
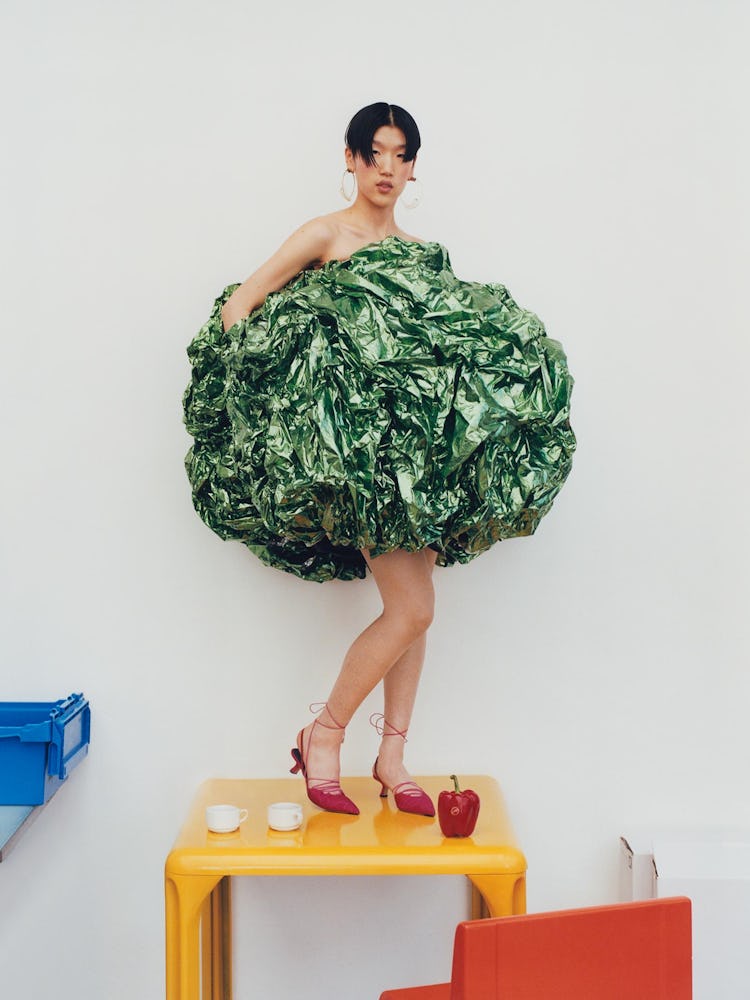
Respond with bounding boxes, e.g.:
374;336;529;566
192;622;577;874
183;236;576;582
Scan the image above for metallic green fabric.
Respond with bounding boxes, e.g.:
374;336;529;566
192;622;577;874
183;237;576;582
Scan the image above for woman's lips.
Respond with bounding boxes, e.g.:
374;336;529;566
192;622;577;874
376;182;393;192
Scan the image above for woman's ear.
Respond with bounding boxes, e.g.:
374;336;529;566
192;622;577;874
411;152;418;177
344;146;355;171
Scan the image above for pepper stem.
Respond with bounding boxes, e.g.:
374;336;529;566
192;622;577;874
450;774;461;793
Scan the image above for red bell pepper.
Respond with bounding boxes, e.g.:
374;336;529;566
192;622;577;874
438;774;480;838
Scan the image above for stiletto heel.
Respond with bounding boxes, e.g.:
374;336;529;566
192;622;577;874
369;713;435;817
289;738;304;774
372;759;388;798
290;703;359;816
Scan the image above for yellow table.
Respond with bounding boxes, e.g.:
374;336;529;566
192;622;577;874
164;775;526;1000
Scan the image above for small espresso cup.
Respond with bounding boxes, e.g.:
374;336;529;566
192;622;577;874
205;803;248;833
267;801;303;831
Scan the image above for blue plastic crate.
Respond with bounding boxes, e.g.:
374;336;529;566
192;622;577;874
0;693;90;805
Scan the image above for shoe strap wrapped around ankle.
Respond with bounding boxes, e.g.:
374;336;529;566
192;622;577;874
369;713;408;741
309;701;346;736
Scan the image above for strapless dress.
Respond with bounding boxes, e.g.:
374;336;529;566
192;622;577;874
183;236;576;582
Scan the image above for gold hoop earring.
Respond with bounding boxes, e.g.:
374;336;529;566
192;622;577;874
340;169;356;202
399;176;423;210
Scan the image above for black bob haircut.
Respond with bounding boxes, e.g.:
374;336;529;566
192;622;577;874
345;103;421;167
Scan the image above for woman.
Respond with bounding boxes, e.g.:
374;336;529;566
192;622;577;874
183;102;576;818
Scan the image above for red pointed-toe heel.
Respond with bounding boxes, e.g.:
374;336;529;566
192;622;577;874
289;703;359;816
369;713;435;817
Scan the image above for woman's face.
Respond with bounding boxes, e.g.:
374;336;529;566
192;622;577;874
345;125;416;206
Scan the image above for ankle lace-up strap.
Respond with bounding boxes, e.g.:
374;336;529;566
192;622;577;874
309;702;346;740
369;713;408;742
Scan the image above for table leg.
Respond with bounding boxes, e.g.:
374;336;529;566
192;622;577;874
201;892;213;998
165;872;223;1000
209;877;232;1000
467;874;526;917
470;882;489;920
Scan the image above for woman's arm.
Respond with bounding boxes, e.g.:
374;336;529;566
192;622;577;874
220;218;334;332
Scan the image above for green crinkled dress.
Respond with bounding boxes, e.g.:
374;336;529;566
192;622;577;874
183;236;576;583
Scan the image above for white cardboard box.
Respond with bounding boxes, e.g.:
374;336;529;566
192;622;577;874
621;831;750;1000
619;833;657;901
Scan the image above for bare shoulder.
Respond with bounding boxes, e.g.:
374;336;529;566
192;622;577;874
290;214;337;243
283;215;337;258
308;210;375;264
222;217;335;323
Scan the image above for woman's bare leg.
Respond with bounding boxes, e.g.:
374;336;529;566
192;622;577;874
298;547;436;786
376;548;438;789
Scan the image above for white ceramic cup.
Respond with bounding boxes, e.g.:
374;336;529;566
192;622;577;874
267;801;303;831
205;803;248;833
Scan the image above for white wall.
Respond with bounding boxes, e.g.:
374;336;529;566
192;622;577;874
1;1;747;997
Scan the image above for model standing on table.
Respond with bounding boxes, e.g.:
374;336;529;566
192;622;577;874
183;102;576;818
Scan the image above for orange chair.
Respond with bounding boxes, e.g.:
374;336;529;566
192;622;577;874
379;897;692;999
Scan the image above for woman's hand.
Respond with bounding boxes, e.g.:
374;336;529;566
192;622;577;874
221;218;333;332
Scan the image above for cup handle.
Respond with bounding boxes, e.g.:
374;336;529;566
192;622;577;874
238;809;248;823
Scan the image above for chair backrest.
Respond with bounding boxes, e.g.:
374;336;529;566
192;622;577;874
450;897;692;1000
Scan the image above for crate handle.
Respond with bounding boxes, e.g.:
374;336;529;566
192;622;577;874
47;703;90;780
0;721;52;741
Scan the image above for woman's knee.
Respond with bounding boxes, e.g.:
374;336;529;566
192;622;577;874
407;593;435;634
361;547;435;637
383;584;435;641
